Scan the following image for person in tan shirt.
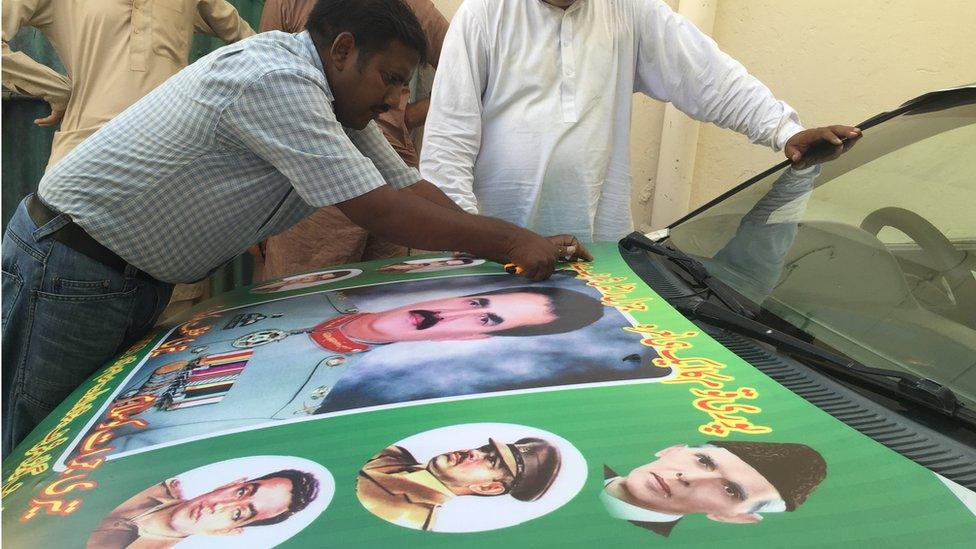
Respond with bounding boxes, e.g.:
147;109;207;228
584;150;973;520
2;0;255;168
256;0;449;280
3;0;255;320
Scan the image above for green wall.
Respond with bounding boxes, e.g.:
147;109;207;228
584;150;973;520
1;1;266;293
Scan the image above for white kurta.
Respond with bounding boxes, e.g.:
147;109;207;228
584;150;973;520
420;0;805;242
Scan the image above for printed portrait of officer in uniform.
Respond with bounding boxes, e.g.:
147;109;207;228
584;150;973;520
88;468;320;548
601;441;827;537
93;283;605;456
357;436;561;531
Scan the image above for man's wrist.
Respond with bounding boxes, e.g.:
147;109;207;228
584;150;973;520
48;82;72;111
498;223;525;261
48;97;69;112
776;121;806;152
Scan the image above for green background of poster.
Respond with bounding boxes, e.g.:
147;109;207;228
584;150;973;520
4;244;975;547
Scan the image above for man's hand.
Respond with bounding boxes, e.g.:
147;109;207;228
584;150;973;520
34;107;65;127
404;97;431;130
504;233;592;281
505;230;562;281
547;235;592;262
785;126;861;166
338;186;575;282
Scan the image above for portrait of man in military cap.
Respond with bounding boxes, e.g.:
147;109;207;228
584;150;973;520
601;441;827;537
357;433;562;531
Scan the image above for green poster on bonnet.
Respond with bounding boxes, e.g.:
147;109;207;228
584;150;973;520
3;243;974;547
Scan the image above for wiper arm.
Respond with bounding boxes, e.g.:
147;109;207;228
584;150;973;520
677;298;966;420
620;232;752;317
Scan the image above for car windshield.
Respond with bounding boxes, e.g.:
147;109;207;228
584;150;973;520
668;91;976;411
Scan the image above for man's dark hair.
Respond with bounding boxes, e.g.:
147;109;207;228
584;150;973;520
467;286;604;337
247;469;320;527
307;0;428;65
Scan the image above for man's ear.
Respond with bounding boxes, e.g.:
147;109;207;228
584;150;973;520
706;512;763;524
330;31;357;71
164;478;184;499
468;481;506;496
655;444;687;458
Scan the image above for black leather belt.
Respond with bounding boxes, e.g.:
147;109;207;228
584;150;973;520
27;194;138;276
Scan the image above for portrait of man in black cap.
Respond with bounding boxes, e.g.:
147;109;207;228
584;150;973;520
357;436;562;531
601;441;826;537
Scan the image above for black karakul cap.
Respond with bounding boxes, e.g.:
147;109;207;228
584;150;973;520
490;437;561;502
712;440;827;512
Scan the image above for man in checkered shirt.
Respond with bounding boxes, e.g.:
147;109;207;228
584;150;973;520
0;0;590;454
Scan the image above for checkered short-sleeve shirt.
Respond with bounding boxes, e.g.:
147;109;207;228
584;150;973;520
39;31;419;283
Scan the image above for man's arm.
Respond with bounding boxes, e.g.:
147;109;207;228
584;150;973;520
634;1;857;162
195;0;256;42
220;69;581;280
337;184;563;280
2;0;71;126
402;179;464;212
364;179;594;267
418;1;489;214
338;118;584;278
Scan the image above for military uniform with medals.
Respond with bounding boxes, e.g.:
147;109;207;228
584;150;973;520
110;291;374;452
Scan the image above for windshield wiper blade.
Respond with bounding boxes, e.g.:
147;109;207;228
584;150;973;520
620;232;752;317
620;231;970;422
676;298;966;420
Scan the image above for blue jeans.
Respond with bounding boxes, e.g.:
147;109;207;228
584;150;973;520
2;196;173;457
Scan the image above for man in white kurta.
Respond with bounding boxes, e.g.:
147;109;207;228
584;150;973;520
420;0;859;241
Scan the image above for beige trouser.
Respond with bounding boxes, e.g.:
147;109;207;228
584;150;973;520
157;280;209;325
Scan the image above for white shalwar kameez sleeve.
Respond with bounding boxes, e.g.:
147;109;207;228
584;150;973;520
420;0;805;242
